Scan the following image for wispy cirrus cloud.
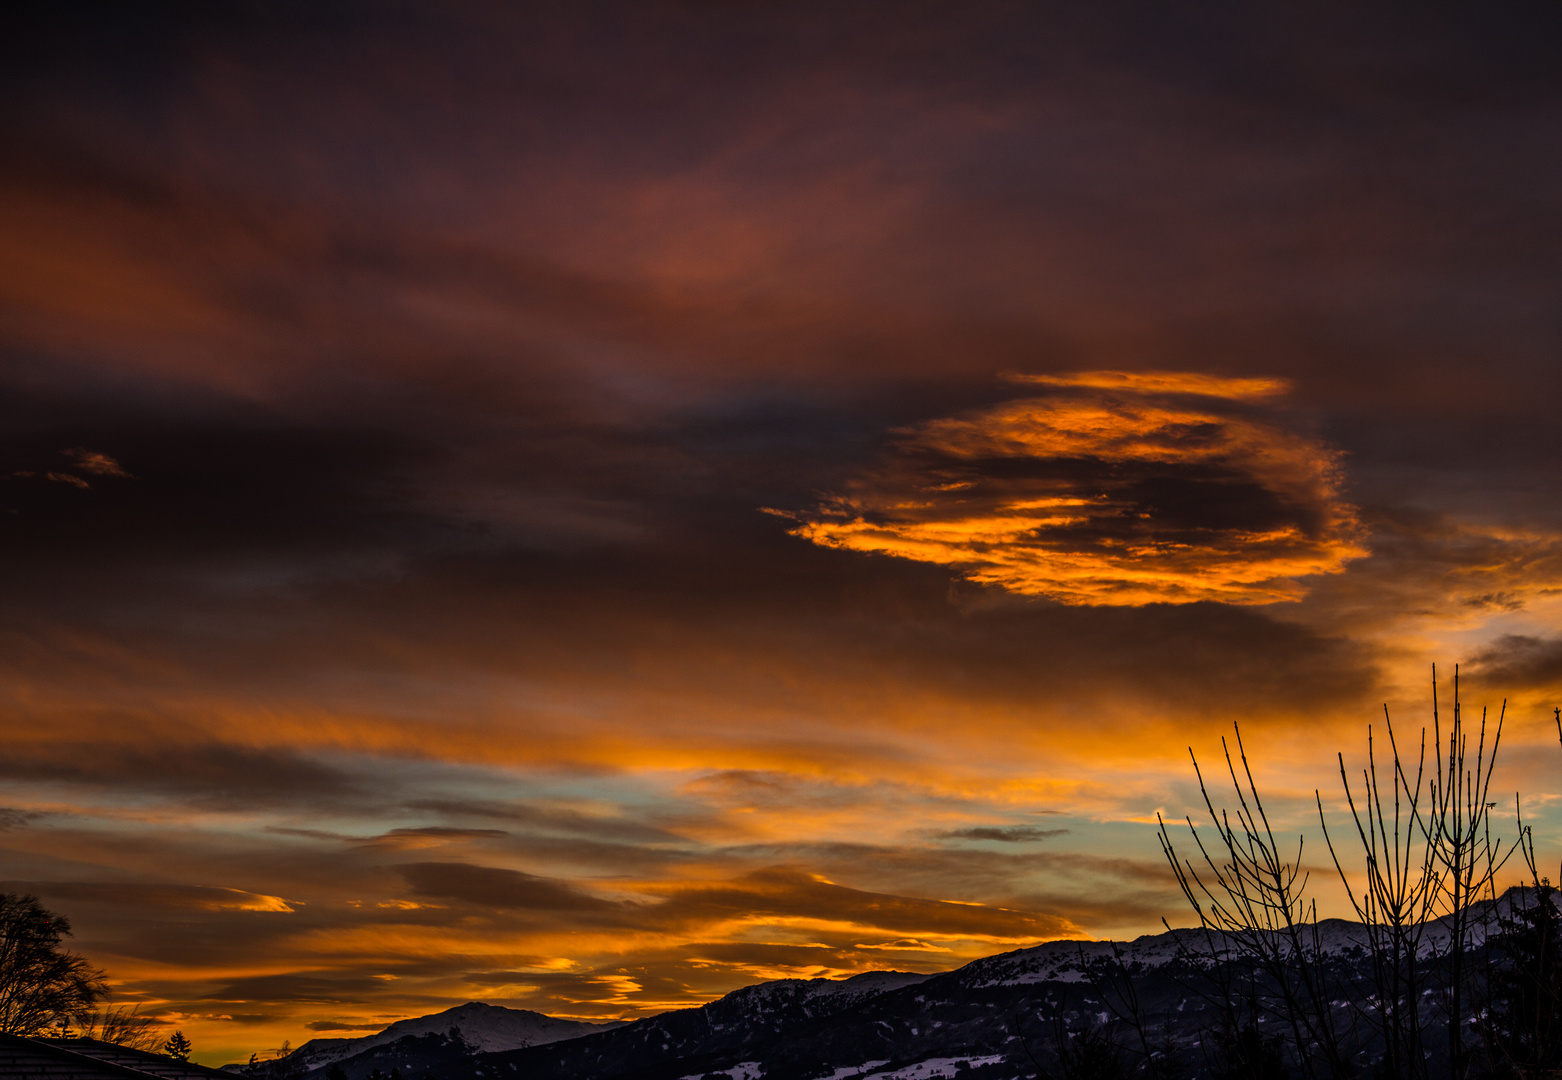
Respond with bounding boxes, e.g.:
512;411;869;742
788;371;1366;605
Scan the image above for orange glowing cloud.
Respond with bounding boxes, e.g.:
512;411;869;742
789;371;1366;605
1007;371;1290;400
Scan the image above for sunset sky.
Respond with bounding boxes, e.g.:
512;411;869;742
4;2;1562;1066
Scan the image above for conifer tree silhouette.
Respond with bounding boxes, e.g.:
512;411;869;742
162;1031;193;1061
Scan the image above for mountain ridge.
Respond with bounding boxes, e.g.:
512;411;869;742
276;887;1561;1080
281;1001;623;1074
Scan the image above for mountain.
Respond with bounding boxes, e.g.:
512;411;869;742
431;941;1183;1080
268;888;1559;1080
430;890;1562;1080
283;1001;622;1076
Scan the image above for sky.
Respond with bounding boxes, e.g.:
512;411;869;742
3;0;1562;1066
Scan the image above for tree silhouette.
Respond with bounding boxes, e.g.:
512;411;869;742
0;893;108;1034
1485;883;1562;1076
162;1031;193;1061
245;1040;305;1079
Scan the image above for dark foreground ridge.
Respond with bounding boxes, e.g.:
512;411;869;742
1;1033;233;1080
426;933;1217;1080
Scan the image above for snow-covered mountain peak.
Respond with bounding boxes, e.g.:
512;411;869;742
288;1001;619;1070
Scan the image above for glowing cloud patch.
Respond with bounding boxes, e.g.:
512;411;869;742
790;371;1366;605
63;448;133;478
1008;370;1290;400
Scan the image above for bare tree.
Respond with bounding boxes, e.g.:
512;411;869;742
1317;709;1441;1080
1157;725;1351;1080
0;893;108;1035
1482;705;1562;1078
1163;668;1522;1080
1421;668;1508;1076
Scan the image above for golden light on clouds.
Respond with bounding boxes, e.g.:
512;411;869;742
1010;371;1290;400
791;371;1368;605
5;4;1558;1066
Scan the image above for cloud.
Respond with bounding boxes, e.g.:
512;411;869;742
397;863;620;912
1464;635;1562;692
853;938;951;952
64;449;133;478
0;737;360;809
0;807;43;829
937;826;1068;843
1011;371;1289;401
1296;509;1562;631
649;867;1078;941
405;800;690;845
3;881;295;913
264;827;510;848
45;471;91;488
206;973;389;1008
360;828;509;850
790;371;1366;605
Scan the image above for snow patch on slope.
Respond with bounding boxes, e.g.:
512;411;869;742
862;1056;1006;1079
680;1062;761;1080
